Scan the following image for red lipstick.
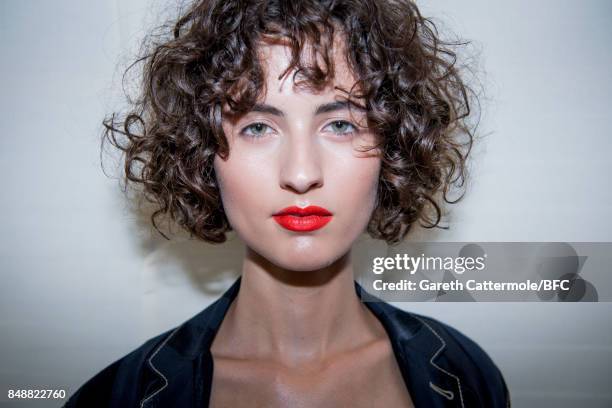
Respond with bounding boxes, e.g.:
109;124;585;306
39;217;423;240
272;205;333;232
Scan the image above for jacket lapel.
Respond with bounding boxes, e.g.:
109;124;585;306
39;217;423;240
358;283;466;407
139;279;241;407
140;277;465;407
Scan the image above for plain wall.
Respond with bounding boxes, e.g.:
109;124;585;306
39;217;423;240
1;0;611;407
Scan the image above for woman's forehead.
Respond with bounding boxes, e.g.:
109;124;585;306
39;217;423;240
256;36;359;99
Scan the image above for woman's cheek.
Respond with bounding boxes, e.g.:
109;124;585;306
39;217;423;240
214;150;274;233
339;156;380;220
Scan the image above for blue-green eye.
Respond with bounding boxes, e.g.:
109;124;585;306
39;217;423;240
240;123;272;138
324;120;357;135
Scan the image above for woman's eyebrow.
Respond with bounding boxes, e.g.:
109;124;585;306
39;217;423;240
250;101;366;117
314;101;366;115
251;104;285;117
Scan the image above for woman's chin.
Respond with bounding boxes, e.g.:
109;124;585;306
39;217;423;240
250;240;350;273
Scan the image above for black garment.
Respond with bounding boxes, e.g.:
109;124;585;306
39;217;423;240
64;277;510;407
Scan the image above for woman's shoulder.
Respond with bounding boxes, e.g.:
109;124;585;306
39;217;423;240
63;281;238;407
372;300;511;407
409;310;503;375
63;328;176;407
413;311;508;384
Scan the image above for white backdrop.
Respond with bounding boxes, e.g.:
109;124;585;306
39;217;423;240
1;1;611;407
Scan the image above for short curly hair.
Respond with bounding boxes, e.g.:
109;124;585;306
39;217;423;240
102;0;476;245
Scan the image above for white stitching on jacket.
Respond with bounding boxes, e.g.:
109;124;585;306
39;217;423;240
139;326;182;408
429;381;455;400
413;315;465;408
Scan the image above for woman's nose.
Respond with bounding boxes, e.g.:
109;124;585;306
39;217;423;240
278;137;324;194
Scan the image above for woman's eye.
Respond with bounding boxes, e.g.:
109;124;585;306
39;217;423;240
324;120;357;135
240;123;273;138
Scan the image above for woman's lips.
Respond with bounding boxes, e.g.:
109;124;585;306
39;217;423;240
272;205;333;232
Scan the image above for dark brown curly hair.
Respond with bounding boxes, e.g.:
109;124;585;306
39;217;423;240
102;0;476;245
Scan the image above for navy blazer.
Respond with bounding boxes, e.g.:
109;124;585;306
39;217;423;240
64;277;510;407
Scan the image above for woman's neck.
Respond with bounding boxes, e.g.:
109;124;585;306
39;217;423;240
212;247;385;367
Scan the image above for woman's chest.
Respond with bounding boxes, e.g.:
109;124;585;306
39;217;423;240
208;344;414;407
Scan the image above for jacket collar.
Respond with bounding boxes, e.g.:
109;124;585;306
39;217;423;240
140;276;465;407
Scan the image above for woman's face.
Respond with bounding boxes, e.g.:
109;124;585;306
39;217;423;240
214;40;381;271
